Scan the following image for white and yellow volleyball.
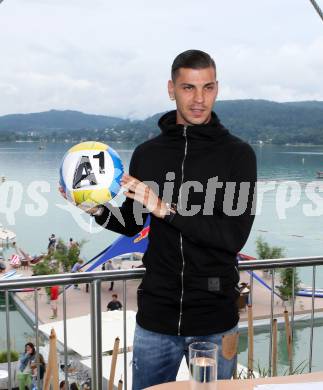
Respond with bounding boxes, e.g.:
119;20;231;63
59;141;124;208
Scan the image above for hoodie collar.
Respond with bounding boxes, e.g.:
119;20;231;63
158;110;228;140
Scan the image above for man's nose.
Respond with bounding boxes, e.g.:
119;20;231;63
194;89;204;103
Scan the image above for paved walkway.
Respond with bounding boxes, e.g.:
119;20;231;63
239;271;323;321
15;263;140;324
14;266;323;326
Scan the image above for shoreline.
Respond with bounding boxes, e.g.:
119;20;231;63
1;140;323;147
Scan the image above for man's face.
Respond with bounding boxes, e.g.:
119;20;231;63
168;66;218;126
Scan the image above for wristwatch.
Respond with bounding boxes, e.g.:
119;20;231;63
163;203;177;223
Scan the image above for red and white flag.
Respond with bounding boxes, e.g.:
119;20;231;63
10;254;21;266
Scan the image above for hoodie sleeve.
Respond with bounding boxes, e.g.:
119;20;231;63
164;144;257;253
94;147;148;237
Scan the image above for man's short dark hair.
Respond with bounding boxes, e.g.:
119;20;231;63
171;49;216;81
112;294;118;298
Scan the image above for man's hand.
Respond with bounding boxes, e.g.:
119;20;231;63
58;186;101;215
121;174;168;219
58;186;67;200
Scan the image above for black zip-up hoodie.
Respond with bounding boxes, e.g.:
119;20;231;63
95;110;257;336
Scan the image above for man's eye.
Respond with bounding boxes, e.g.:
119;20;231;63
205;86;214;90
184;86;193;90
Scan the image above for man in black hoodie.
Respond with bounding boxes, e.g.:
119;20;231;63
72;50;256;388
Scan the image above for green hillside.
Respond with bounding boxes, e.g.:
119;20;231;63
0;100;323;145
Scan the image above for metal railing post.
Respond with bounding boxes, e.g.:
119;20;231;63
90;280;102;390
123;280;128;390
63;288;69;388
34;289;40;390
309;265;316;372
290;267;296;374
5;290;12;390
268;269;275;377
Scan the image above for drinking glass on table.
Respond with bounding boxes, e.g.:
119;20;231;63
189;342;218;389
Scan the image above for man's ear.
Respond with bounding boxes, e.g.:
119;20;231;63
168;80;175;100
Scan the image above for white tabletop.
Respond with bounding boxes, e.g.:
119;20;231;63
0;370;8;379
39;310;137;357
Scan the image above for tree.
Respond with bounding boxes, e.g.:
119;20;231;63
255;237;285;260
277;268;301;301
33;238;85;274
54;238;85;272
32;254;60;301
255;236;300;301
32;253;59;276
32;238;85;301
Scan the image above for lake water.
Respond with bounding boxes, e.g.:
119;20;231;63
1;141;323;284
2;141;323;375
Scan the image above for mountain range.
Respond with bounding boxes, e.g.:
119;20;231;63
1;99;323;145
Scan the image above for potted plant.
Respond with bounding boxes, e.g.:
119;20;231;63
0;350;19;388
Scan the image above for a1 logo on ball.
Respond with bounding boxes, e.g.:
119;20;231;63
60;141;124;208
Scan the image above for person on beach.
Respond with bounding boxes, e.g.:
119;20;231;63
68;238;80;255
68;237;76;248
106;259;115;291
31;352;46;389
50;285;59;319
71;258;83;289
48;233;56;253
0;258;6;273
17;342;36;390
59;49;256;388
107;293;123;311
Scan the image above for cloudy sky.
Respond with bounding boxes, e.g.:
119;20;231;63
1;0;323;118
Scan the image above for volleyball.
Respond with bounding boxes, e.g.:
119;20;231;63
59;141;124;208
